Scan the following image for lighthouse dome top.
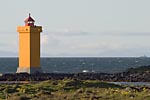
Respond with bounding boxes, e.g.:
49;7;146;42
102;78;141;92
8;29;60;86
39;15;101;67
24;13;35;22
24;13;35;26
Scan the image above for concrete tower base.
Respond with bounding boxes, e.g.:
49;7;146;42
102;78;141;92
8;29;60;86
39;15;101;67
16;67;42;74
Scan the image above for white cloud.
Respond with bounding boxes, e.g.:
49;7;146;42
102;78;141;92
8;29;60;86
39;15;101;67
1;31;150;57
41;30;150;57
41;34;48;45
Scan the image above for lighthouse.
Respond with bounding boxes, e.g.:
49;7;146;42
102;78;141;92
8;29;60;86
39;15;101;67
16;14;42;74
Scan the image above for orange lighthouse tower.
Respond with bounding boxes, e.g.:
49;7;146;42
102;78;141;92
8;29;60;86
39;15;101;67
16;14;42;74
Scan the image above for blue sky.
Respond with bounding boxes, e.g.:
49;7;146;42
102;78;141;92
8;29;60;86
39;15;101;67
1;0;150;57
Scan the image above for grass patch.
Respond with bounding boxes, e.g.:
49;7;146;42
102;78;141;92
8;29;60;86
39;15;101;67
0;80;149;99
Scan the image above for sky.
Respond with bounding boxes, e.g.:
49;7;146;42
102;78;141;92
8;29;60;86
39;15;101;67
1;0;150;57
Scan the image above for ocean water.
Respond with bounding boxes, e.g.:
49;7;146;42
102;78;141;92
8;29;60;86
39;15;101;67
0;57;150;74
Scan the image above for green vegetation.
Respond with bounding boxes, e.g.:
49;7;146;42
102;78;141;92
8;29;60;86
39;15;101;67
0;80;149;100
127;65;150;72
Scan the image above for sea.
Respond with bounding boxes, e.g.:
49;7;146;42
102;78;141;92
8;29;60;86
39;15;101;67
0;57;150;74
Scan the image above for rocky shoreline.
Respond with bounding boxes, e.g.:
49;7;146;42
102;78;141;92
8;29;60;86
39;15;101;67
0;71;150;82
0;66;149;82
